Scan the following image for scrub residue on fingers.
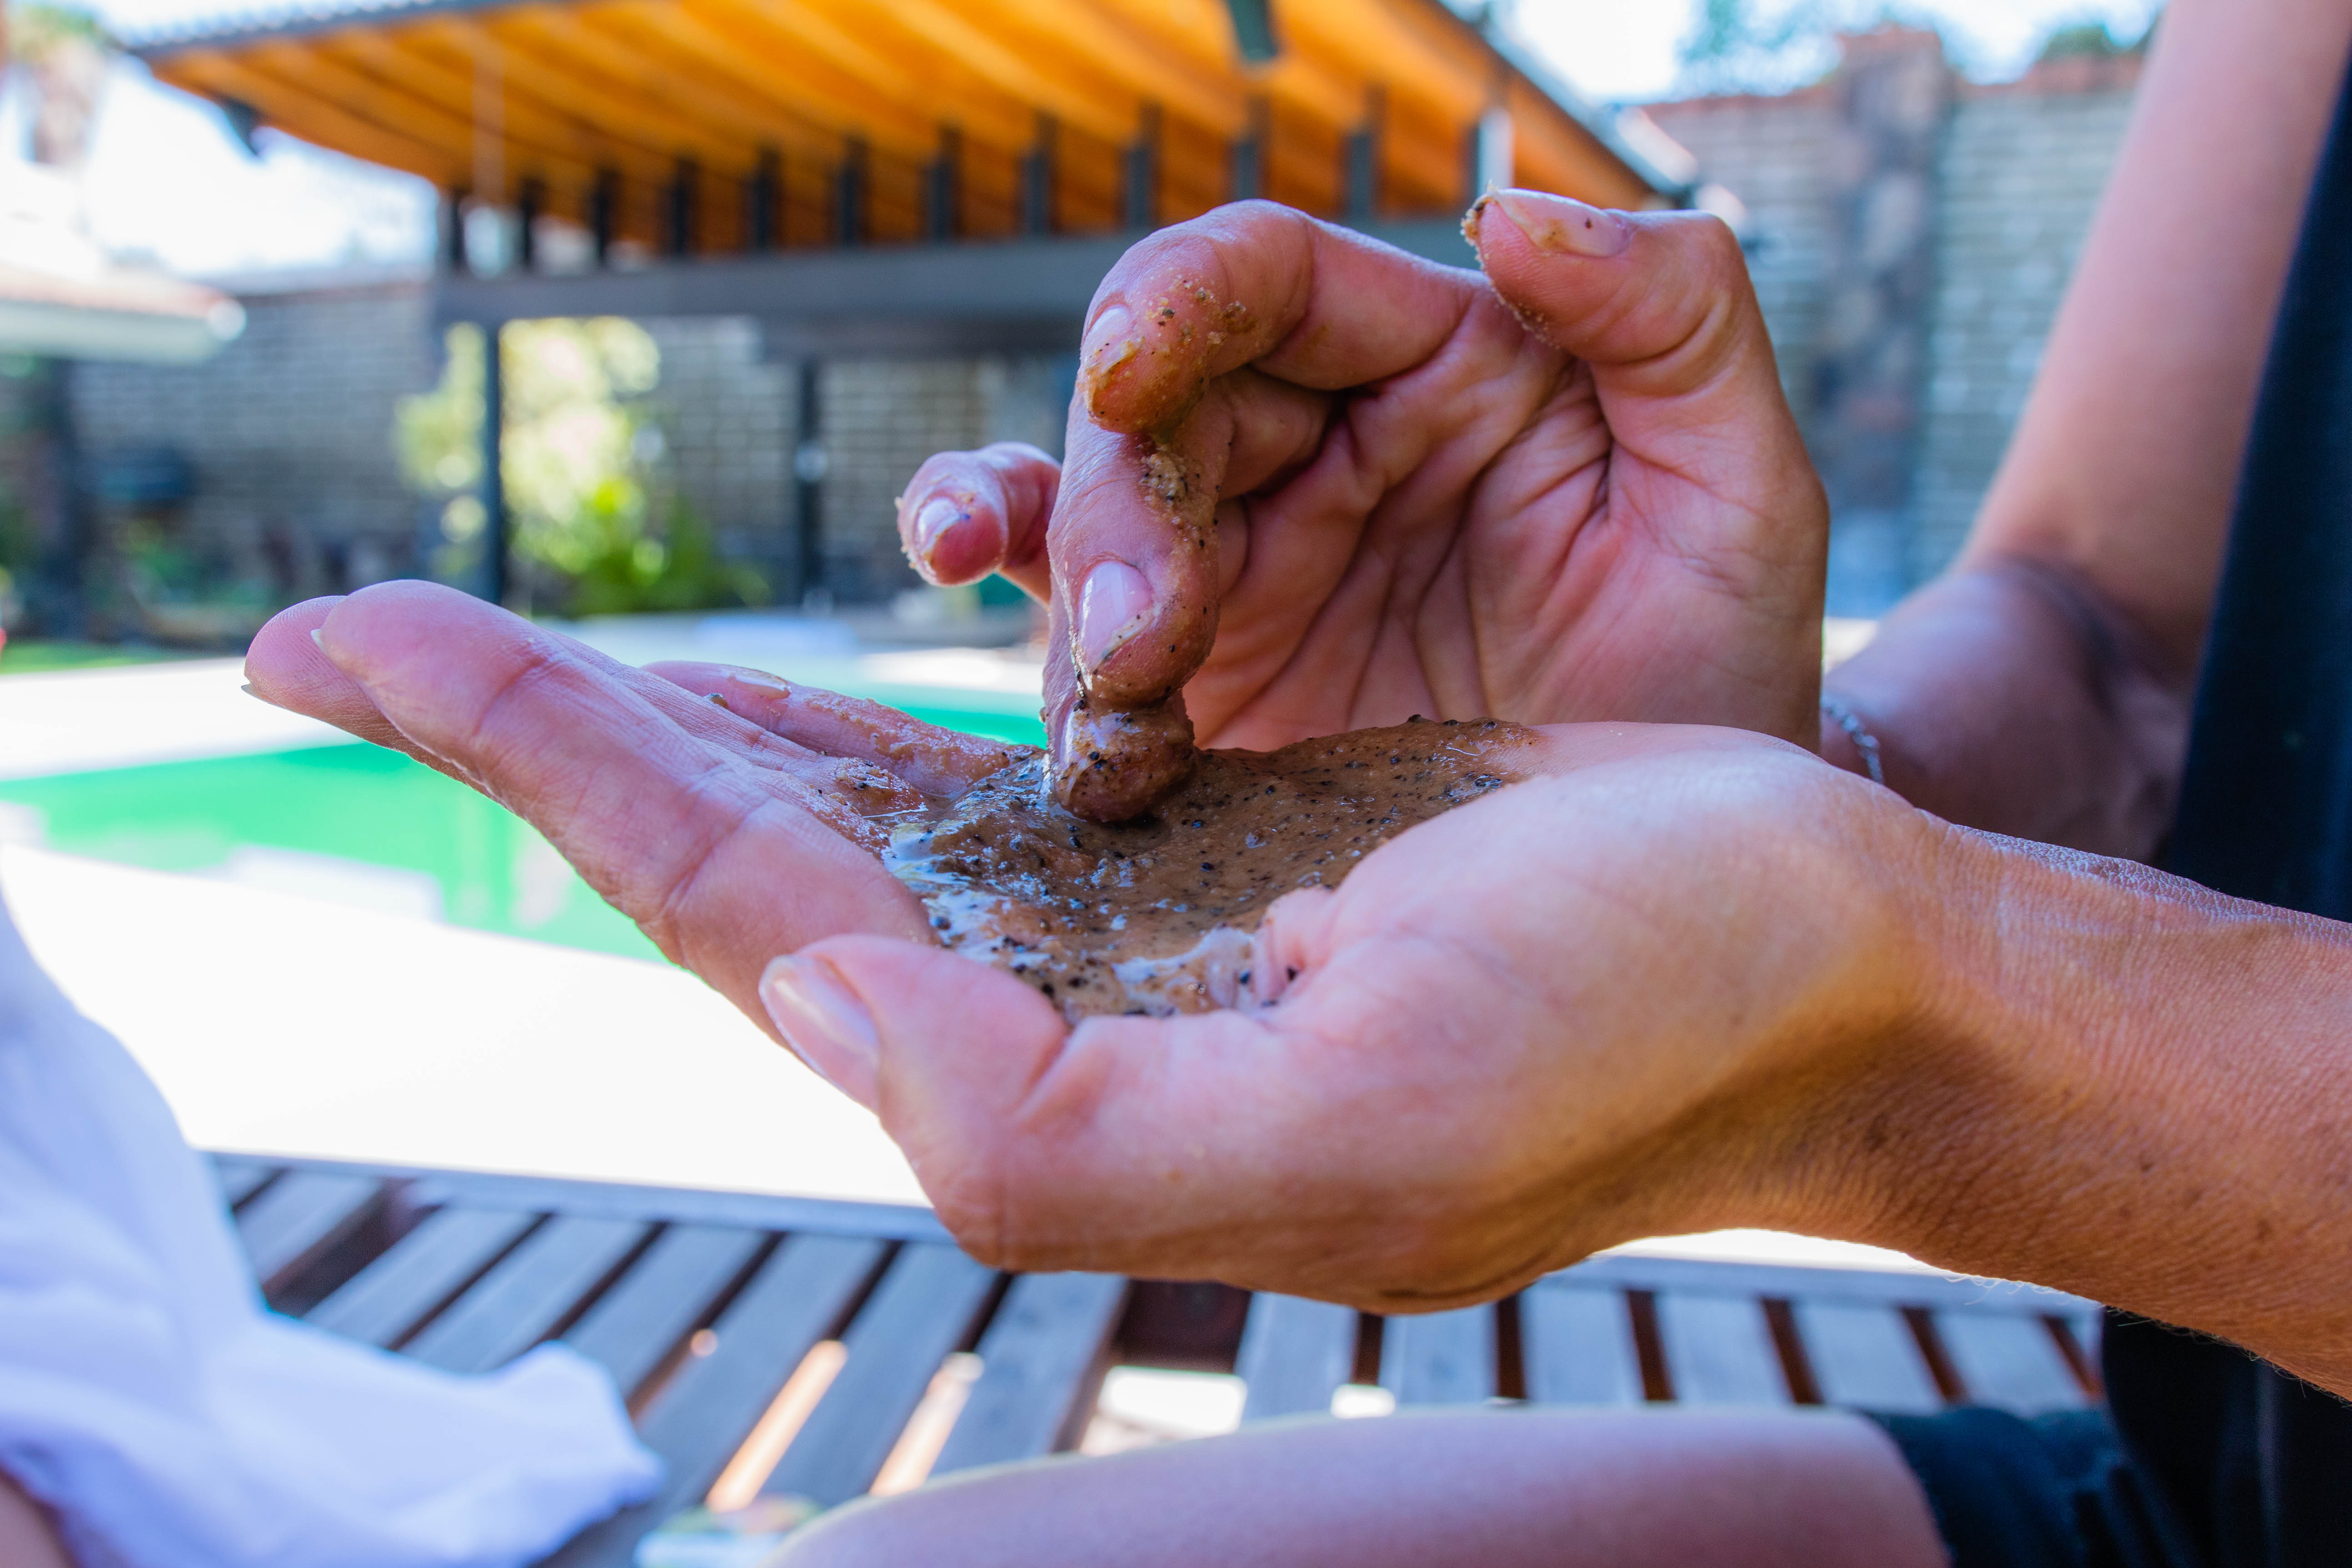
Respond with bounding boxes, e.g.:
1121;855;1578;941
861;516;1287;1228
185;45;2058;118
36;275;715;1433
886;718;1539;1023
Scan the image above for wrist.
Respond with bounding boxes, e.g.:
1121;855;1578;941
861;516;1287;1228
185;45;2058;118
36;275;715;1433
1849;830;2352;1390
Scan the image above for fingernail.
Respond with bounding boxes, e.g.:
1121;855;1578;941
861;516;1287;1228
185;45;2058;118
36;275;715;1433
1485;188;1629;258
1084;303;1137;375
726;670;792;698
308;628;327;648
761;955;880;1110
1075;560;1153;677
909;495;964;569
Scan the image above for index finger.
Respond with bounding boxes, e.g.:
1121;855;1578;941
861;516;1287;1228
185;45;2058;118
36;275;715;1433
300;583;929;1022
1080;201;1482;434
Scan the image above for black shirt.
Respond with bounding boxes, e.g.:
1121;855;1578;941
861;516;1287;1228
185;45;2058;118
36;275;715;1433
2116;45;2352;1567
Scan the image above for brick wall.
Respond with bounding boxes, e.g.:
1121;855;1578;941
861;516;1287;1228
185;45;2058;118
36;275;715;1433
71;277;440;598
1913;79;2139;577
641;315;794;588
59;273;1074;613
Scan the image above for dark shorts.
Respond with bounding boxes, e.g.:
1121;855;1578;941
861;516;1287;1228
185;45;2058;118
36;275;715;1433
1866;1407;2202;1568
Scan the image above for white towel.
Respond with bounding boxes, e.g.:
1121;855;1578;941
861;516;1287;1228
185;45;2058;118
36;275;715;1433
0;889;661;1568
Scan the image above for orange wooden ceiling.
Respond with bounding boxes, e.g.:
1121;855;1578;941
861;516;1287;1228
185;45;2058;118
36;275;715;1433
139;0;1667;252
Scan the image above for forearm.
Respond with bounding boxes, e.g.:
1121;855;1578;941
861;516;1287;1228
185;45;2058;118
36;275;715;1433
1819;559;2190;857
1818;0;2352;847
1844;826;2352;1394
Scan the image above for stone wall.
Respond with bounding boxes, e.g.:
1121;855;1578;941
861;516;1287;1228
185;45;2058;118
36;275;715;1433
1648;38;2142;613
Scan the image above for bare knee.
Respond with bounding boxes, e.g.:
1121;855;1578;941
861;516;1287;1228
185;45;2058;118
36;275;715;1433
0;1470;74;1568
767;1494;930;1568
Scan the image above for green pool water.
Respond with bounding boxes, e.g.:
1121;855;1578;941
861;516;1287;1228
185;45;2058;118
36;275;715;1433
0;695;1045;963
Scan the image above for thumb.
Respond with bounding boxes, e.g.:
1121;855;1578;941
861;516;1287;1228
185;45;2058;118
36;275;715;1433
757;935;1297;1276
1469;189;1788;420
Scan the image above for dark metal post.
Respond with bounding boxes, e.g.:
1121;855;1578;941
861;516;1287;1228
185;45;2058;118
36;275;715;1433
746;147;781;251
516;176;543;272
1343;86;1384;224
1224;0;1279;61
834;138;868;246
665;157;698;256
442;187;470;272
480;323;510;607
792;359;825;604
1228;96;1268;202
589;168;618;267
1022;113;1058;236
1123;103;1161;230
22;359;89;639
926;127;961;242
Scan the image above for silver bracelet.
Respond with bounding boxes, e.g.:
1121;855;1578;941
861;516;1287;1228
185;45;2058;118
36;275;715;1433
1819;694;1885;787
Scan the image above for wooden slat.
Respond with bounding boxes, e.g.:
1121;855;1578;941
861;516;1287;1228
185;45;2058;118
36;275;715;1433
560;1224;769;1398
762;1242;1000;1507
540;1233;888;1568
159;52;461;185
1654;1294;1790;1405
307;1207;539;1347
405;1215;648;1375
488;5;827;168
212;1158;278;1209
321;29;673;188
1378;1306;1494;1407
1552;1254;2098;1316
1236;1294;1358;1422
848;0;1135;146
256;37;595;192
695;0;1034;155
1791;1300;1941;1414
394;1160;952;1244
2054;1310;2103;1369
1935;1311;2089;1414
410;15;761;181
932;1273;1128;1475
235;1170;385;1290
1519;1283;1642;1407
646;0;944;158
962;0;1242;135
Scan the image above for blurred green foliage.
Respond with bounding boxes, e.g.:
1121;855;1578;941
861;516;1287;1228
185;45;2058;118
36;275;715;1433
395;320;767;615
5;1;112;58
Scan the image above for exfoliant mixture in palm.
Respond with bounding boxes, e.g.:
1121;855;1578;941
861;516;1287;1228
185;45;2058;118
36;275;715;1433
886;718;1537;1022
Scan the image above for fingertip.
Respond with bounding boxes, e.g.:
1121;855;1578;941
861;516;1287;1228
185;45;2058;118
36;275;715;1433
760;951;882;1109
909;501;1004;586
314;578;517;682
246;595;357;711
1472;187;1632;264
247;594;344;675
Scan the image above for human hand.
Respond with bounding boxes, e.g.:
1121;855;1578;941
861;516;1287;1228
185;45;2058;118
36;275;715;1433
757;725;1943;1308
242;580;1030;1032
898;195;1827;820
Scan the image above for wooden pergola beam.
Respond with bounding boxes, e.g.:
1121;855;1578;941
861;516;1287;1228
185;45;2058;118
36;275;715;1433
137;0;1679;263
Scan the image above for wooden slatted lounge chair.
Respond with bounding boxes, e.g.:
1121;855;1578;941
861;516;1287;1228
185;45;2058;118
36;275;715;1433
211;1153;2101;1566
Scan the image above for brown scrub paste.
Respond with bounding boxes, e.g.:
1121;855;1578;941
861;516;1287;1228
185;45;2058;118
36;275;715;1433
885;718;1538;1023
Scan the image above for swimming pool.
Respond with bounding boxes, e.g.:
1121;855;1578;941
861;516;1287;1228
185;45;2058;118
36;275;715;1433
0;688;1045;963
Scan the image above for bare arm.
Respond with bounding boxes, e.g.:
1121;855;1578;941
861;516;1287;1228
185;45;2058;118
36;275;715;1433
1822;0;2352;854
